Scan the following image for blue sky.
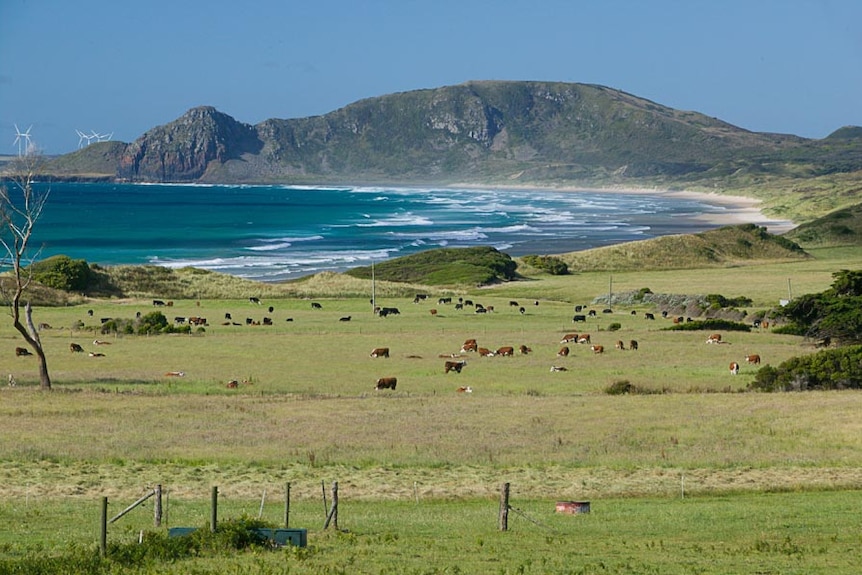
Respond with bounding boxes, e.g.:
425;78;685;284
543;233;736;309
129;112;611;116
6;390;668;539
2;0;860;155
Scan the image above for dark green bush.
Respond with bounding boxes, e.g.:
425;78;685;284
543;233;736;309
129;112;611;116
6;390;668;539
608;322;622;331
749;345;862;391
664;319;751;332
29;255;91;291
521;255;569;275
705;293;753;310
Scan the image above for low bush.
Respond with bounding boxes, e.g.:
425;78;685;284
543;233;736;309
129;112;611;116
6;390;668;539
29;255;91;292
520;255;569;275
663;319;752;332
748;345;862;392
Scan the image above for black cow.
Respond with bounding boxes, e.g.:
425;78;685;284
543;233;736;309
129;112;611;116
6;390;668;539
311;302;322;309
339;316;351;322
644;313;655;320
572;314;587;322
249;297;261;305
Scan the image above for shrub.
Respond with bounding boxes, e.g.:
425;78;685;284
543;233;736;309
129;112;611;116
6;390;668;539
521;255;569;275
664;319;751;332
29;255;91;291
705;293;753;310
748;345;862;392
607;322;622;332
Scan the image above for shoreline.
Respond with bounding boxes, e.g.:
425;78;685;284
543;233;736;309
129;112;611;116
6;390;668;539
450;183;798;235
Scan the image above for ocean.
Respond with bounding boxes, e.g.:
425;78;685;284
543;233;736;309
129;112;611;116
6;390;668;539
27;183;761;282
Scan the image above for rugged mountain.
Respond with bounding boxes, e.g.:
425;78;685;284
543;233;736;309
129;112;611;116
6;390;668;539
46;80;862;206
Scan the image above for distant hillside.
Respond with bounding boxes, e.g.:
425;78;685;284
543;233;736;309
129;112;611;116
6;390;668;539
551;224;809;273
38;80;862;222
785;202;862;247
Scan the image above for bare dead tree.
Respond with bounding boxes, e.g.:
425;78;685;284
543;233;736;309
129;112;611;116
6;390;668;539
0;154;51;389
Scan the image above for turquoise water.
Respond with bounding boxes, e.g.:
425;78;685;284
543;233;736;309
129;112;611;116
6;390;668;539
29;183;742;281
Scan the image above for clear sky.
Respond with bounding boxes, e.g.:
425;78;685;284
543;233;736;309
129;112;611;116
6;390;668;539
2;0;861;155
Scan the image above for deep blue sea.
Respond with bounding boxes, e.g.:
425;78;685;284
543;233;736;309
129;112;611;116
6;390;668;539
28;183;760;282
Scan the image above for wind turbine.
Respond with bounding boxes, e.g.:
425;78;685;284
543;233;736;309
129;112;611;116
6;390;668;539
13;124;32;156
76;129;88;148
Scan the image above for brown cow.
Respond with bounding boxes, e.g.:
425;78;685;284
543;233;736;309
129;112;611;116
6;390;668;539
729;362;739;375
706;333;722;344
370;347;390;358
70;343;84;353
375;377;397;390
557;346;570;357
456;386;473;393
745;354;761;365
519;345;531;355
629;340;639;351
478;347;495;357
577;334;591;344
226;379;239;388
550;365;568;372
461;341;478;353
15;347;32;356
615;340;625;350
445;360;467;373
496;346;514;357
591;344;604;354
560;333;579;344
429;309;438;316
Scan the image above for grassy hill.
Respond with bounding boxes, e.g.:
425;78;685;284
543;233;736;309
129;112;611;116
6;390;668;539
785;202;862;247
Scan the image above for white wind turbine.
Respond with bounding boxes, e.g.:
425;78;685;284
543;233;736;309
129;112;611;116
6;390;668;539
76;129;89;148
13;124;33;156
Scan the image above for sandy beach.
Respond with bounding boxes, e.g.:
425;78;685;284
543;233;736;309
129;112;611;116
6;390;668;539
454;183;798;235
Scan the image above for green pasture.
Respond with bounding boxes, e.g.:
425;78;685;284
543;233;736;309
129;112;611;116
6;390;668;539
1;248;861;573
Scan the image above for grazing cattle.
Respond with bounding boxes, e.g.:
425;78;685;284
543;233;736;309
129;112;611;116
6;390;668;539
475;307;487;314
572;314;587;323
509;301;519;307
174;316;186;324
164;371;186;377
519;307;526;315
550;365;568;372
745;354;761;365
475;303;485;311
615;340;625;350
574;305;583;312
311;302;322;309
444;360;466;373
70;343;84;353
15;347;32;356
93;340;111;346
339;316;351;322
226;380;239;388
519;345;531;355
496;346;514;357
761;321;769;329
37;322;52;330
285;318;294;322
429;309;438;316
588;309;597;317
464;300;474;307
729;362;739;375
561;333;579;343
379;307;400;317
249;297;261;305
706;333;722;344
246;317;254;325
438;297;452;305
478;347;495;357
370;347;390;358
89;352;106;357
263;317;273;325
456;386;473;393
602;308;613;314
152;300;166;306
461;341;478;353
375;377;397;390
577;334;591;344
188;317;207;326
267;306;274;313
591;345;604;354
100;318;112;324
673;316;682;324
557;346;570;357
166;301;174;307
87;309;94;316
486;305;495;313
629;340;639;351
644;313;655;320
631;310;637;316
454;303;464;310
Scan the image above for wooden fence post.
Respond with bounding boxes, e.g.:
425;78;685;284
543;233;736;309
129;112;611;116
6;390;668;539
154;484;162;528
100;496;108;557
210;486;218;532
284;482;291;528
323;481;339;530
498;483;510;531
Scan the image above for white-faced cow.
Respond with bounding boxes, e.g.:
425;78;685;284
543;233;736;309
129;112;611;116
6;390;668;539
70;343;84;353
519;345;531;355
496;346;514;357
444;360;466;373
560;333;579;344
745;354;761;365
706;333;722;344
591;344;604;354
370;347;390;358
375;377;397;390
729;362;740;375
557;346;570;357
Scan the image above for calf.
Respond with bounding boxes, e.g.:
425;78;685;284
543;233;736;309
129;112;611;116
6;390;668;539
375;377;397;390
519;345;531;355
444;360;466;374
591;344;605;354
370;347;390;358
557;346;570;357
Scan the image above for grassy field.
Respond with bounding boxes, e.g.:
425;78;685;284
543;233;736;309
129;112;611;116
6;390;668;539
1;247;861;573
